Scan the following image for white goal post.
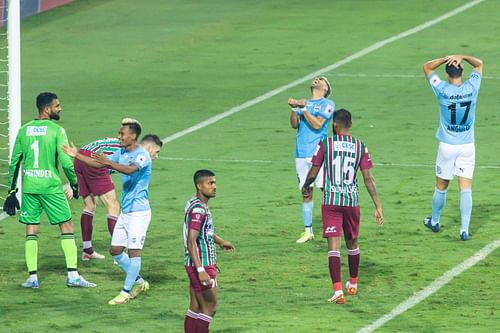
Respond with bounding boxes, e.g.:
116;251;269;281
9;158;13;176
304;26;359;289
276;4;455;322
8;0;21;160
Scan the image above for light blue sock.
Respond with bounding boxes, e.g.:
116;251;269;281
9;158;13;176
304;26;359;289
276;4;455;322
460;189;472;233
113;252;130;273
302;201;314;231
431;188;447;225
123;257;141;293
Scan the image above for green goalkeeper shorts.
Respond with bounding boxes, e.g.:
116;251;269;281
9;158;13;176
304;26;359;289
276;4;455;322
19;192;72;225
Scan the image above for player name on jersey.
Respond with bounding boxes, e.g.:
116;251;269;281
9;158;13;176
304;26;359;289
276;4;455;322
23;169;52;178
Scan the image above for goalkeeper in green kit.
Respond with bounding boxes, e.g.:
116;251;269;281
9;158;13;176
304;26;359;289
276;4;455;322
3;92;96;288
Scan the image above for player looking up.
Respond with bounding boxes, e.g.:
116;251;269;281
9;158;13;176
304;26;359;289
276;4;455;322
288;76;335;243
74;137;121;261
302;108;383;304
183;169;235;333
62;119;163;304
3;92;96;288
422;55;483;240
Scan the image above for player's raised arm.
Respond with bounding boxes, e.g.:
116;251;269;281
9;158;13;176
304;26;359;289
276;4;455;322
62;142;105;169
455;55;483;76
360;168;383;225
423;57;447;78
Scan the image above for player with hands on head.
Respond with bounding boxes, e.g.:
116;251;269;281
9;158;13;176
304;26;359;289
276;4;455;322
422;54;483;240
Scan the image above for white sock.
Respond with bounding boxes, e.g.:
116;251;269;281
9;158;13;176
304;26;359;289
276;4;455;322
83;241;92;250
306;227;313;233
29;273;38;281
68;271;79;279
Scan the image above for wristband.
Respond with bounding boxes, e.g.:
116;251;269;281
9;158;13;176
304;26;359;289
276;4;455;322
197;267;205;273
8;188;17;195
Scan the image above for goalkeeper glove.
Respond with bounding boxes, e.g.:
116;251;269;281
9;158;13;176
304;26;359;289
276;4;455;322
3;188;20;216
70;184;79;199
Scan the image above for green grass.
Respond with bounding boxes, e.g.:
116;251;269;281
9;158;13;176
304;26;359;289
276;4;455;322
1;0;499;332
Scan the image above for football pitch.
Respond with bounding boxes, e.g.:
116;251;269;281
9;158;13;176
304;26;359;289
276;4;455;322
1;0;499;332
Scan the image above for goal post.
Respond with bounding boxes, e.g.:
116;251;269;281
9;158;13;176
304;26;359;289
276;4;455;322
8;0;21;160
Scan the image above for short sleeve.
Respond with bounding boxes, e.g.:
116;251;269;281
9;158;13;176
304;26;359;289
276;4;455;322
311;140;325;167
131;153;151;170
188;206;207;231
108;149;121;163
428;72;445;96
468;71;481;91
317;101;335;120
359;145;373;170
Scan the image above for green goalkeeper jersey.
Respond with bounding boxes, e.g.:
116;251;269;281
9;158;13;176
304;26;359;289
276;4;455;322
8;119;77;194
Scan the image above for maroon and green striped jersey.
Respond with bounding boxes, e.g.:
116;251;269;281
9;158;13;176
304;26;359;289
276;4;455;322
183;196;216;267
311;134;373;207
81;138;120;155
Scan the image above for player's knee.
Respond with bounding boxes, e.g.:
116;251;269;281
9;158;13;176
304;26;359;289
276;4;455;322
109;246;122;256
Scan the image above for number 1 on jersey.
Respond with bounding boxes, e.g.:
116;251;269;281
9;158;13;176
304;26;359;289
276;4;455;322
31;140;39;168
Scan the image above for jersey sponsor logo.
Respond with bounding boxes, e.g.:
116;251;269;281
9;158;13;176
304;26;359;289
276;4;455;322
448;92;473;100
429;75;442;87
471;72;480;80
334;141;356;153
26;126;47;136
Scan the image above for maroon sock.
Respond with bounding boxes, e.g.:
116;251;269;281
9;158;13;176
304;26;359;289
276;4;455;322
184;310;199;333
328;250;342;291
107;215;118;236
81;210;94;254
197;313;212;333
347;248;360;283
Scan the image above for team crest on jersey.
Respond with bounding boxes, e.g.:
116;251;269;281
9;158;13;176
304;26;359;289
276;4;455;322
314;104;321;112
26;126;47;136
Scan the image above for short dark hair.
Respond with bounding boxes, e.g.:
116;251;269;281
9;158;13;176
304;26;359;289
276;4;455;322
121;118;142;140
332;108;352;128
445;63;463;78
194;169;215;186
36;92;58;111
141;134;163;147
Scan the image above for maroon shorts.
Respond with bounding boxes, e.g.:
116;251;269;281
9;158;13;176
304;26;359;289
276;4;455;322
322;205;360;240
74;149;115;197
185;265;217;293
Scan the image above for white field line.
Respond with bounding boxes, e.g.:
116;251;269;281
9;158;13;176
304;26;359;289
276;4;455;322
161;0;486;145
357;239;500;333
158;156;500;169
331;73;500;80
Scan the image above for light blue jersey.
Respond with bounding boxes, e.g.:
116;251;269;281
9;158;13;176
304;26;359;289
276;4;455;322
295;97;335;158
108;145;152;213
428;71;481;145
